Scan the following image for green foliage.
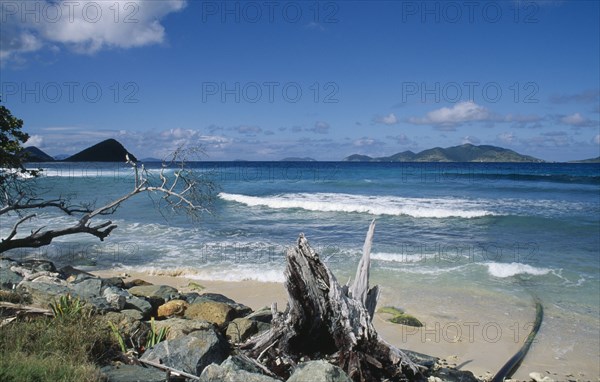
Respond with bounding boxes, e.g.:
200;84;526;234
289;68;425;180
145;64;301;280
107;321;127;353
145;317;168;349
0;100;38;178
49;294;88;321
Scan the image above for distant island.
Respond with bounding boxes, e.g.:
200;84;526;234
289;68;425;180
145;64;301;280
19;140;598;163
280;157;317;162
23;139;136;162
63;138;137;162
22;146;55;162
569;157;600;163
344;144;544;163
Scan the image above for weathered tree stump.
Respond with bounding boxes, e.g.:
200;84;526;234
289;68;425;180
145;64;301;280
242;220;421;381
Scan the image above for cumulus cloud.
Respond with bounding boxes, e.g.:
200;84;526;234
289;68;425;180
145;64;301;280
374;113;399;125
24;134;44;147
1;0;186;63
559;113;597;127
408;101;491;130
462;135;480;145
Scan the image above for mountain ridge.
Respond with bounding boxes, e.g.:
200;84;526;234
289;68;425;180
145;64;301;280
343;144;544;163
64;139;137;162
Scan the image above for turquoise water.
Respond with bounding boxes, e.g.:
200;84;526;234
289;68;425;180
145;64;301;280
2;162;599;369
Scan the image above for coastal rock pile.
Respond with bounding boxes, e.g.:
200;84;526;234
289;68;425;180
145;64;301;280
0;253;478;382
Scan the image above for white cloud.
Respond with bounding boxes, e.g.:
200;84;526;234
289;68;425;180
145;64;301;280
462;135;480;145
375;113;398;125
24;134;44;147
594;134;600;145
353;137;376;147
559;112;596;127
1;0;186;62
408;101;491;129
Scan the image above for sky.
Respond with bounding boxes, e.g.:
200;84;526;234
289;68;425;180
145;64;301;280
1;0;599;162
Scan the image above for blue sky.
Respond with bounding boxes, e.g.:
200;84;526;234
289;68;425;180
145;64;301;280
1;0;599;161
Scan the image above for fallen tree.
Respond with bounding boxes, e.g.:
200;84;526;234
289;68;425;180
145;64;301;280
242;220;423;381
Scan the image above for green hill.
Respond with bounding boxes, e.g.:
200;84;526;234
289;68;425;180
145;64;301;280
343;144;543;163
64;139;137;162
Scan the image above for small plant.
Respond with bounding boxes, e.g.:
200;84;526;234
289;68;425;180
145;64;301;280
49;294;87;320
107;321;127;353
145;317;168;349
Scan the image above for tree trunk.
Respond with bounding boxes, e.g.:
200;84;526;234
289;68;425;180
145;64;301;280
242;220;421;381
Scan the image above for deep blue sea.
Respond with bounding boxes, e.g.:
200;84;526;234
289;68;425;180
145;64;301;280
3;161;599;373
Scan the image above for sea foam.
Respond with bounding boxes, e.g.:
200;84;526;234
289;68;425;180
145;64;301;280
219;192;494;218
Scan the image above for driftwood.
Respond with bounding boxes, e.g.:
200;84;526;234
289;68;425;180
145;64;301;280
242;220;421;381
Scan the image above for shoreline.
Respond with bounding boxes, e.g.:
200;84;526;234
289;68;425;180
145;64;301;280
91;269;599;382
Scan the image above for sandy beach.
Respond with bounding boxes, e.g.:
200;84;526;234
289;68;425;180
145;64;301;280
92;269;599;382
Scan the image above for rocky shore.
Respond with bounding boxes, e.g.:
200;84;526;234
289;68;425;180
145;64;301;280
0;257;570;382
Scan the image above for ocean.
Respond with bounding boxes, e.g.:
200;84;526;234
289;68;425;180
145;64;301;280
3;161;599;374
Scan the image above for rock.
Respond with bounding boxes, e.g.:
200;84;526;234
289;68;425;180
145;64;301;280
389;313;423;327
125;295;153;318
0;268;23;289
287;360;352;382
101;364;166;382
157;299;189;318
245;306;272;323
103;286;128;310
151;318;213;340
87;296;119;313
129;285;179;301
529;372;555;382
141;329;229;376
429;367;479;382
102;312;151;349
181;292;201;303
71;278;103;299
102;277;125;289
0;257;19;269
58;265;96;281
185;301;236;327
403;349;438;369
123;279;153;289
17;279;72;305
189;293;252;317
120;309;144;321
220;355;265;374
21;259;56;273
226;318;258;343
199;364;279;382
